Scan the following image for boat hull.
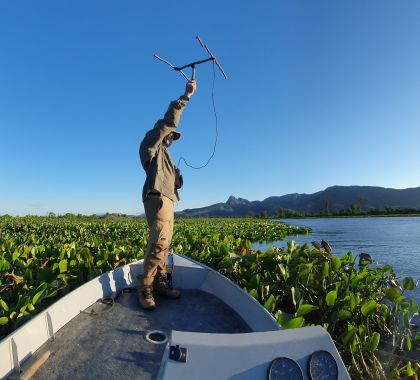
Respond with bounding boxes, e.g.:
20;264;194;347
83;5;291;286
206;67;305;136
0;254;350;379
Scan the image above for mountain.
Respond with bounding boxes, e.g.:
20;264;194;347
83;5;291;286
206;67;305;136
176;186;420;217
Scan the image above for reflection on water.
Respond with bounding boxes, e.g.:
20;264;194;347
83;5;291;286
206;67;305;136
253;216;420;321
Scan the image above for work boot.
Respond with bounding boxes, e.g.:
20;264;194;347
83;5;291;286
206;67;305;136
138;285;155;310
154;273;180;299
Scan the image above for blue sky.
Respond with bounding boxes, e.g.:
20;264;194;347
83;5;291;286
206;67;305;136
1;1;420;216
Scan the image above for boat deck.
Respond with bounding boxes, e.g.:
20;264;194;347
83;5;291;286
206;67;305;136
30;289;251;380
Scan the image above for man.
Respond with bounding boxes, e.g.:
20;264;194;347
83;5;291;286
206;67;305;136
138;80;197;310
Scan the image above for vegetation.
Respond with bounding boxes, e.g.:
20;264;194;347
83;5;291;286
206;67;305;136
1;215;419;379
257;206;420;219
0;216;307;337
183;239;420;379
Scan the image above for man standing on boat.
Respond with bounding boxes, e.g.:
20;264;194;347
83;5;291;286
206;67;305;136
138;80;197;310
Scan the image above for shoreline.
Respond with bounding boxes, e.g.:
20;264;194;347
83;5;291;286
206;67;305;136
273;214;420;220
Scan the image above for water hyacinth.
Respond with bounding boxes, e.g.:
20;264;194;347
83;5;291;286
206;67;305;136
186;238;419;379
1;215;419;378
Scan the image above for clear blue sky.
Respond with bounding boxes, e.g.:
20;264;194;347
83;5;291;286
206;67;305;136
1;1;420;216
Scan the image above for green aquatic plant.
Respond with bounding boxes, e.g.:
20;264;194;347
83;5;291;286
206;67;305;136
187;239;419;379
0;216;418;378
0;216;308;338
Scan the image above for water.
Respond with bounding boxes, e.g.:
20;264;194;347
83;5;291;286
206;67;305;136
253;216;420;322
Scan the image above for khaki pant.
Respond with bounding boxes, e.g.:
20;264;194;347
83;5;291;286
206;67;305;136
142;194;174;286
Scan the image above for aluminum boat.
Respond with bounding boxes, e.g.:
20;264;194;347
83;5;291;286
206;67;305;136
0;254;350;379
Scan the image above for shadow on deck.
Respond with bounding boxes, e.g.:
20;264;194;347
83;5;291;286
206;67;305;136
31;289;251;380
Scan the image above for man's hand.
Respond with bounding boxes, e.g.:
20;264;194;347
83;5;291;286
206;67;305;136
184;80;197;99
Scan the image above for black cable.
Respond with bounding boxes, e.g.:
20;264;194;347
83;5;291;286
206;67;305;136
177;61;218;170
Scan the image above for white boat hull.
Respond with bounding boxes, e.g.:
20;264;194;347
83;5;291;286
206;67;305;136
0;254;350;380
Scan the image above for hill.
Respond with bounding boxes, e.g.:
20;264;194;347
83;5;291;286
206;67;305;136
176;186;420;217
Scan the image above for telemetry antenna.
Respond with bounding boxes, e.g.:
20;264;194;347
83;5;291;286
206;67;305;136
154;36;227;81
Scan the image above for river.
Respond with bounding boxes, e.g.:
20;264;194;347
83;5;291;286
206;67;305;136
253;216;420;324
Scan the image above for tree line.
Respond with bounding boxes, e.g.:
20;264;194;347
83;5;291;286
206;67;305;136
256;206;420;219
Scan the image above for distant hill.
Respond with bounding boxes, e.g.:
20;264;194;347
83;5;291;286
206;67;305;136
176;186;420;217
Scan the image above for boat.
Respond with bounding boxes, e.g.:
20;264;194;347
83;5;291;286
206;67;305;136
0;253;351;379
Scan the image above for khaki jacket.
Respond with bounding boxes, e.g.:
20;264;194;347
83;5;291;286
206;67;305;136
139;96;189;202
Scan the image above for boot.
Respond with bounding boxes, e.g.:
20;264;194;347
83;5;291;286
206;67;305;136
154;273;181;299
137;275;156;310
